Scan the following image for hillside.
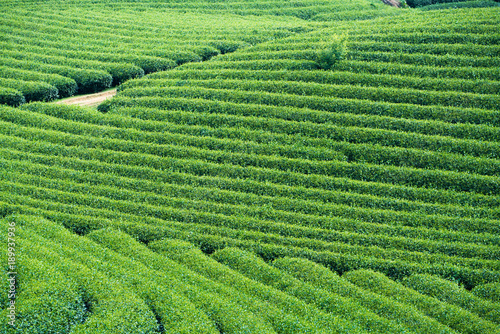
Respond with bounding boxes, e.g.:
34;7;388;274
1;0;500;333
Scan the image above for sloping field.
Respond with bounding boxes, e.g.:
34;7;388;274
1;0;499;333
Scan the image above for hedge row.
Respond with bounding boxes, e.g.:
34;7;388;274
156;68;500;96
0;47;145;85
0;256;87;333
472;283;500;303
6;168;500;273
407;0;478;7
351;31;500;46
403;274;500;324
181;59;319;71
3;129;500;220
205;246;408;334
7;217;161;334
344;270;499;334
17;103;500;209
347;40;500;58
419;1;500;10
0;66;77;97
127;77;500;111
107;99;499;145
19;218;229;334
0;57;112;94
348;50;500;69
0;87;25;107
3;197;499;289
252;38;500;58
8;103;500;177
3;148;496;225
336;59;500;82
149;238;348;334
104;99;500;161
86;227;315;334
272;257;455;334
4;122;500;197
4;129;498;225
3;107;345;164
3;146;499;252
111;86;500;128
0;77;58;102
3;176;499;273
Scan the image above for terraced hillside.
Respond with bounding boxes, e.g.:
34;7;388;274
1;0;500;333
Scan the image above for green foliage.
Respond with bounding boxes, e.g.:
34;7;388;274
0;66;77;97
0;87;25;106
407;0;482;7
419;0;500;9
0;78;58;102
344;270;500;334
0;258;87;334
0;1;499;332
315;35;348;70
212;247;367;334
472;283;500;303
1;216;161;334
149;239;326;334
403;274;500;324
272;257;456;334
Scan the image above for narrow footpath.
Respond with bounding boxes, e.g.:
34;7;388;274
55;89;117;107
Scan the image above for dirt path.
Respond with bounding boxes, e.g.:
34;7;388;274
55;89;117;107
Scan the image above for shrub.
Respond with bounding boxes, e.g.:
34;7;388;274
212;247;367;334
0;66;77;97
193;45;220;61
472;283;500;303
272;257;456;334
0;257;87;334
1;216;160;334
315;35;348;70
403;274;500;324
149;239;321;334
86;229;278;334
0;78;58;102
0;87;25;106
344;269;499;334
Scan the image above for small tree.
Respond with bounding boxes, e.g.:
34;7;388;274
315;35;348;70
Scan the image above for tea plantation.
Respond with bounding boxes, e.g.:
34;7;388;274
1;0;499;333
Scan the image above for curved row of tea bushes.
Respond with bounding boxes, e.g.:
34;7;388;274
4;121;499;200
151;68;500;96
107;88;500;127
87;227;340;334
0;48;145;86
149;238;342;334
0;256;87;334
0;57;112;94
403;274;500;324
0;3;320;104
472;283;500;303
11;216;280;334
5;169;500;269
153;240;409;334
272;257;456;334
3;145;499;255
122;77;500;111
0;88;24;107
343;270;499;334
7;103;500;178
0;66;77;97
1;217;161;334
419;1;500;10
0;78;58;102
